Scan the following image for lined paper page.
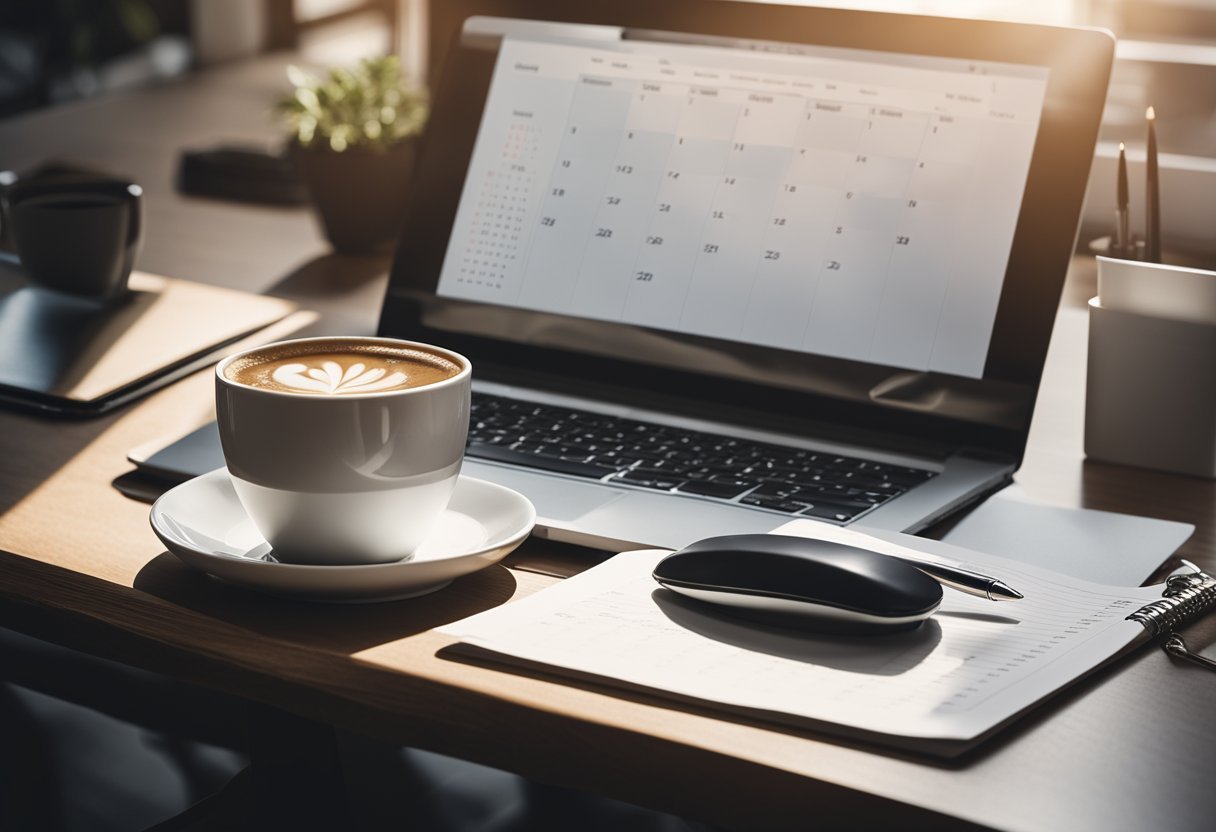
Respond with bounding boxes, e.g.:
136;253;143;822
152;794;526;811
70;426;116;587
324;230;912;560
441;528;1163;744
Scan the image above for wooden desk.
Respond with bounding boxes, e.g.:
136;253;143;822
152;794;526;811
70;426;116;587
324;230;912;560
2;57;1214;832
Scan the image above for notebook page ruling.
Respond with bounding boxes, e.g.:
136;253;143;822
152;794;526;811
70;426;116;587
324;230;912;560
440;534;1163;745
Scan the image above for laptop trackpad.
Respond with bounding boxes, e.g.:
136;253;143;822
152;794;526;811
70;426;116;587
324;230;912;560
460;460;627;521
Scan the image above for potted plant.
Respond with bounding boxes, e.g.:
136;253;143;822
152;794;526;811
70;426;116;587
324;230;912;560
278;56;428;255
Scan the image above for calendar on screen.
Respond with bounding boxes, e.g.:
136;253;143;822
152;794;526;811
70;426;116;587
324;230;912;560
437;35;1048;379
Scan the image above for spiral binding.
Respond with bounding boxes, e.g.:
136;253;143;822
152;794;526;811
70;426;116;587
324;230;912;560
1126;570;1216;637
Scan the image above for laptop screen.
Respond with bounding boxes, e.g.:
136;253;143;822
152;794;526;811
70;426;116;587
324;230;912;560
381;3;1111;460
436;24;1047;380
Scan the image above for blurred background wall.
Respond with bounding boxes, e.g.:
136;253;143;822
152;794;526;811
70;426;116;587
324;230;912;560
0;0;1212;243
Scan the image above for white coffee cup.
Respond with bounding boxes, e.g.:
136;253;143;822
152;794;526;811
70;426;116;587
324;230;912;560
215;336;471;564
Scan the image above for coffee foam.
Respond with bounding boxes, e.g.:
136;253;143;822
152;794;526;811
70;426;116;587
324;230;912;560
224;340;460;396
270;360;409;394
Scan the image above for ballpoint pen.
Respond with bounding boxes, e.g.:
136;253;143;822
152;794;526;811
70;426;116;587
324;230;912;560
1145;105;1161;263
1115;141;1129;257
903;559;1024;602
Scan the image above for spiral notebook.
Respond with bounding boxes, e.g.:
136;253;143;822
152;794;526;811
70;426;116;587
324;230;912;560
440;522;1216;757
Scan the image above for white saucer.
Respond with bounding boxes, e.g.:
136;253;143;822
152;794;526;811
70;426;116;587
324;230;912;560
150;469;535;603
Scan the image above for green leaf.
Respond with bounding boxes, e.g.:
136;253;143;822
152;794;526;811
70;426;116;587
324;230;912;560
294;87;320;114
286;65;312;89
279;55;428;150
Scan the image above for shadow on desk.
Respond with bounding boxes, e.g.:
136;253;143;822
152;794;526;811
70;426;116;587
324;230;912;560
264;251;390;317
0;412;120;515
133;553;517;655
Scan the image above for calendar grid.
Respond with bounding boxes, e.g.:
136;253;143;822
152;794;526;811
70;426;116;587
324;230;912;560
438;36;1047;379
862;107;935;360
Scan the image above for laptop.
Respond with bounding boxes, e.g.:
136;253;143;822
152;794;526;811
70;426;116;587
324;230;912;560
373;1;1112;552
133;3;1111;551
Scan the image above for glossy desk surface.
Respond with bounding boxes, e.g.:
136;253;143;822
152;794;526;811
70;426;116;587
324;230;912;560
1;56;1214;832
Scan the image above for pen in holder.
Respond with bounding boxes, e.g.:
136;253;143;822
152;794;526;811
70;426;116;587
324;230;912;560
1110;140;1140;261
1085;257;1216;479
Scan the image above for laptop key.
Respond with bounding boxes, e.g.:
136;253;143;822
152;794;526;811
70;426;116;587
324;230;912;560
808;496;873;512
739;494;810;513
466;442;608;479
748;482;799;497
745;464;805;479
848;477;901;491
887;469;937;486
694;466;746;480
613;468;684;490
800;503;863;522
677;479;755;499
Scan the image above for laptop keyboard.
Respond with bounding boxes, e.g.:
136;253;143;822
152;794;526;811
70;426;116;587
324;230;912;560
466;393;936;523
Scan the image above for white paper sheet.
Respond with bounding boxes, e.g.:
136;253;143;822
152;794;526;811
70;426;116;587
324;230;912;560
441;525;1163;746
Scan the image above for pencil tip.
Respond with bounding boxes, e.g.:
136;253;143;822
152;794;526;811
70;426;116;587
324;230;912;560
1146;105;1155;120
1119;141;1125;152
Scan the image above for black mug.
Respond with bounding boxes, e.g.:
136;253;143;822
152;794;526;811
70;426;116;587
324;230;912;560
7;177;142;300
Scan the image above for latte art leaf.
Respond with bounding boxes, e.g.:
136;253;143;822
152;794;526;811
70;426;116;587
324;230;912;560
271;360;409;394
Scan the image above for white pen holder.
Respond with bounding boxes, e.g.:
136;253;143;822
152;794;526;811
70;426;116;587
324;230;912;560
1085;298;1216;478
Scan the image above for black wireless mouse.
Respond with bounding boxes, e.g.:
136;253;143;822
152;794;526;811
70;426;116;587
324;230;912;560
653;534;943;635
